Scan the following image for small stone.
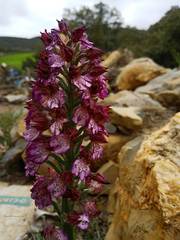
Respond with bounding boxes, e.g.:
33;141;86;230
5;94;27;103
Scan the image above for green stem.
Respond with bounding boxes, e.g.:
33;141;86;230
58;63;82;240
62;198;75;240
52;201;62;224
64;222;74;239
52;154;65;165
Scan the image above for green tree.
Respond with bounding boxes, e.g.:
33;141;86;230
63;2;122;51
116;27;147;56
144;6;180;67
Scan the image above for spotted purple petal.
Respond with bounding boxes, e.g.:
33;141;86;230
41;89;65;109
44;225;68;240
48;53;64;68
90;143;103;160
26;139;49;164
72;159;90;181
50;134;70;154
84;201;99;217
73;107;89;126
88;119;102;135
48;175;66;198
25;160;39;177
73;74;92;91
24;128;40;142
77;214;89;230
50;118;67;135
31;176;52;209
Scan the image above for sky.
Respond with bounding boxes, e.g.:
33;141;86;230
0;0;180;38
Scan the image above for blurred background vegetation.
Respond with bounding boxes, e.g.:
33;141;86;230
0;2;180;70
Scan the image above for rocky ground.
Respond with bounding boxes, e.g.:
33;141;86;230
0;50;179;239
102;51;180;240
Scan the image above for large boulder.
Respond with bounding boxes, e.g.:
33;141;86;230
103;90;165;130
136;69;180;107
103;50;123;68
102;49;134;90
98;161;119;184
116;58;168;91
102;49;133;69
105;113;180;240
103;134;131;163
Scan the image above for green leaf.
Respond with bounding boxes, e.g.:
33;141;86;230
33;233;45;240
46;160;61;173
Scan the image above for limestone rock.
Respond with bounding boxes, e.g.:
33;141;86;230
5;94;27;103
105;113;180;240
10;112;26;142
102;49;134;90
102;49;133;69
98;161;119;184
111;106;143;130
1;138;26;173
10;108;27;142
107;178;121;215
105;122;118;134
103;50;123;68
116;58;168;90
103;134;131;163
106;137;143;218
103;90;165;130
136;69;180;107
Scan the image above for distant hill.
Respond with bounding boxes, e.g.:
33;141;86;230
0;36;42;53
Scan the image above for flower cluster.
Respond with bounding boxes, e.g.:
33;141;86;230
25;19;109;239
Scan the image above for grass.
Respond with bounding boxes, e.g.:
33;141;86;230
0;110;22;147
0;52;34;69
